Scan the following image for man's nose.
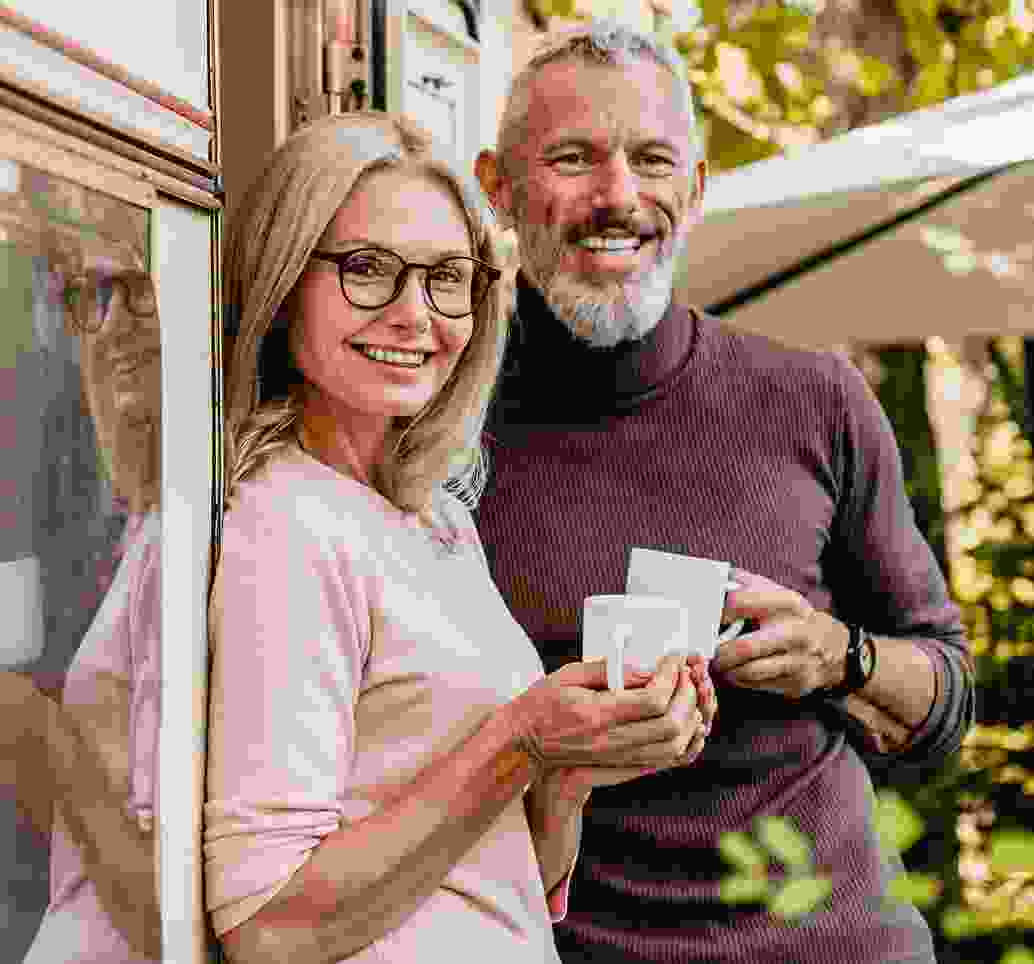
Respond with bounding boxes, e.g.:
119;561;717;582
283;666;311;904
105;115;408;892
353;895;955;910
591;152;639;212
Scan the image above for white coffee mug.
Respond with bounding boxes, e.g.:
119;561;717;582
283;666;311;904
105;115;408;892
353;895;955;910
583;594;692;692
626;547;745;661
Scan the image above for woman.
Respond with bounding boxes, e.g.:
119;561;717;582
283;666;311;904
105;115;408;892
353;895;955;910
206;112;715;964
15;259;163;963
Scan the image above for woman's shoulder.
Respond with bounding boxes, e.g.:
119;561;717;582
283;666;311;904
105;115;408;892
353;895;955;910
223;445;389;551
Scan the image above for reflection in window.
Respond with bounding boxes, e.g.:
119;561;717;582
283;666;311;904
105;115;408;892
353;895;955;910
0;158;163;961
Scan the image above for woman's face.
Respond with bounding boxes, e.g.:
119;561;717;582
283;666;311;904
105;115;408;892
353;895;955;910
288;169;476;430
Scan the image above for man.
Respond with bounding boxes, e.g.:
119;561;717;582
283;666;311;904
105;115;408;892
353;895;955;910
474;21;974;964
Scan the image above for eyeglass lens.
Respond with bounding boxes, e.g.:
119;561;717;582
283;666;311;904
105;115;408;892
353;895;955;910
339;249;488;317
67;272;158;332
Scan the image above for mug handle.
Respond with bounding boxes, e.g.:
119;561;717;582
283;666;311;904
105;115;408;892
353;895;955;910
716;579;745;645
608;623;633;692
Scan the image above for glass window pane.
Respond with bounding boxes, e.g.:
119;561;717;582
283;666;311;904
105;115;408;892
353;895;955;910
0;157;163;961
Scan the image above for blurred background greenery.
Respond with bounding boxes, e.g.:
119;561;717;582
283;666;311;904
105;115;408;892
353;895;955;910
529;0;1033;958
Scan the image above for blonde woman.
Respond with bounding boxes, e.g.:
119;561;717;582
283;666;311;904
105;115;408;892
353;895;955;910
205;113;713;964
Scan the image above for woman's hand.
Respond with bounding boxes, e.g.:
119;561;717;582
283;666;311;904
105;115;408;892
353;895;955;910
506;653;704;776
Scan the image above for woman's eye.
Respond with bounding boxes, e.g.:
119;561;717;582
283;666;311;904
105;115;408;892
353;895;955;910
429;266;465;286
342;258;387;279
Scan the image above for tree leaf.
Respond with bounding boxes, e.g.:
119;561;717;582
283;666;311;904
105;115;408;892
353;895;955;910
999;946;1034;964
895;0;939;21
988;828;1034;875
768;875;832;919
756;816;814;871
906;20;952;67
943;252;978;274
920;225;968;253
910;61;953;108
874;789;926;856
855;55;899;96
720;873;770;903
719;831;767;870
699;0;729;28
886;872;943;907
547;0;576;18
940;905;985;940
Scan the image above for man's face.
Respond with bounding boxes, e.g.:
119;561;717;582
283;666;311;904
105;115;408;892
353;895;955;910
501;58;703;347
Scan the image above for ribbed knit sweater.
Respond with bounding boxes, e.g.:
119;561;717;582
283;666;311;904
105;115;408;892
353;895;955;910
474;274;975;964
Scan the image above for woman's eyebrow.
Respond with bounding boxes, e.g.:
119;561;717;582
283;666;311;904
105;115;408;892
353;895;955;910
320;238;472;260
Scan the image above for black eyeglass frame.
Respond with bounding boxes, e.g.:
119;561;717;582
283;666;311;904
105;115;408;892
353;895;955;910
311;247;502;319
64;268;157;335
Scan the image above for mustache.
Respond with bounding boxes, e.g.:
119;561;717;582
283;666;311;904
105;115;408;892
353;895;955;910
567;209;662;243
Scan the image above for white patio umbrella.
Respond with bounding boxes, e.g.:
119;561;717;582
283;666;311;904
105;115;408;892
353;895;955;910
678;70;1034;350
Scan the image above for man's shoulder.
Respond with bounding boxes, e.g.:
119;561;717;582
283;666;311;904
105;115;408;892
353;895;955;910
691;304;848;393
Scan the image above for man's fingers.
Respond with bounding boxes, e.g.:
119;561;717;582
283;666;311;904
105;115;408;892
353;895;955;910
722;652;795;686
843;694;913;752
712;624;796;673
723;567;812;627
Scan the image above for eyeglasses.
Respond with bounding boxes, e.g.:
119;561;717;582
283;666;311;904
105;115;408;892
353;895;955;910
64;269;157;334
311;247;501;319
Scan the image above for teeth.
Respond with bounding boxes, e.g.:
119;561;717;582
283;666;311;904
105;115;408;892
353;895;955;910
355;344;427;367
576;236;641;251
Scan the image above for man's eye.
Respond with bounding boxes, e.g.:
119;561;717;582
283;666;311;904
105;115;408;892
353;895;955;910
550;153;587;168
637;154;675;170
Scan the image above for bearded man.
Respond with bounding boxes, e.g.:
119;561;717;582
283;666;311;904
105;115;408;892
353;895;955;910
473;21;974;964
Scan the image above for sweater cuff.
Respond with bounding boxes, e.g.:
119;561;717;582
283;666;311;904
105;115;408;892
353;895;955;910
546;859;576;922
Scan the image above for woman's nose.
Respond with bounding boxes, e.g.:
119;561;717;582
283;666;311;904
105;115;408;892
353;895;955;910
383;269;432;332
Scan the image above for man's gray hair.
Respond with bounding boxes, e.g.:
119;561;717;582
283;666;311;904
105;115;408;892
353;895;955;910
497;20;701;178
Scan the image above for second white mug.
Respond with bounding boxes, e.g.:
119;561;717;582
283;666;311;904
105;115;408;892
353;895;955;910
626;547;745;661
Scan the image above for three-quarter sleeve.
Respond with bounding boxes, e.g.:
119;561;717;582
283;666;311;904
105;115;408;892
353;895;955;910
827;354;976;775
204;494;370;937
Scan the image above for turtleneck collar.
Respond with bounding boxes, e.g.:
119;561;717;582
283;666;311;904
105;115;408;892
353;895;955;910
501;272;698;416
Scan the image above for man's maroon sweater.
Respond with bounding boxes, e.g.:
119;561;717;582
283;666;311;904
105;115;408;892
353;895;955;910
474;275;974;964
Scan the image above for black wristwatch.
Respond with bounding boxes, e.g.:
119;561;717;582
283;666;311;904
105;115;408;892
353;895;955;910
818;623;876;700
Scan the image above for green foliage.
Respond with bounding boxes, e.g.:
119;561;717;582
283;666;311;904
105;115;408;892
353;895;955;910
719;830;767;870
718;817;832;920
720;872;770;903
768;875;833;918
988;828;1034;874
887;872;944;907
756;815;814;872
999;946;1034;964
875;789;928;856
540;0;1034;172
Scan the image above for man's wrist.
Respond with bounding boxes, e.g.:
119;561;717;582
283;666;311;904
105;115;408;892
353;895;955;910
818;621;877;700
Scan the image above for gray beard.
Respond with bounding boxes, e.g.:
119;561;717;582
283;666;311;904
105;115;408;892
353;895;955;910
529;232;687;349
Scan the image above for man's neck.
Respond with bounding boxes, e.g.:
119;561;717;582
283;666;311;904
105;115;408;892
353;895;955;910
508;273;696;412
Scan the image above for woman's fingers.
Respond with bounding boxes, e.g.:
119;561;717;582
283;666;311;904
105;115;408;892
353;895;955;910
567;666;700;768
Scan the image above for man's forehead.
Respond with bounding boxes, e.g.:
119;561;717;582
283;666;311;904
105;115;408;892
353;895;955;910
523;59;690;141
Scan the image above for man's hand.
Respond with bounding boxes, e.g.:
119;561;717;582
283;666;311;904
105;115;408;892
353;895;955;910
711;569;848;700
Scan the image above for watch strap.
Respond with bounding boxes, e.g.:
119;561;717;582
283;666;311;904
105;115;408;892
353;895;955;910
817;622;874;700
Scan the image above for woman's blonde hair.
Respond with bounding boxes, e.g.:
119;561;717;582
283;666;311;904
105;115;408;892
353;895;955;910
222;112;506;517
